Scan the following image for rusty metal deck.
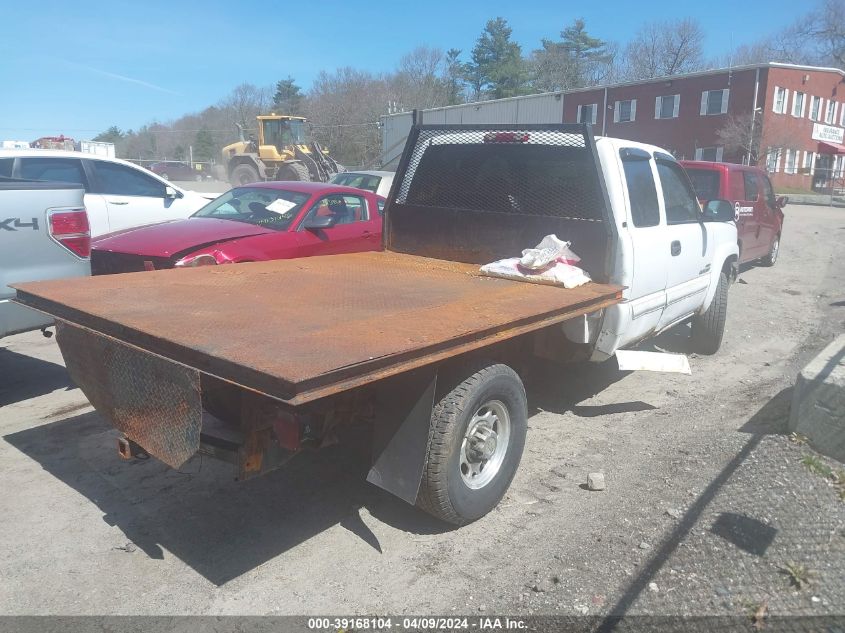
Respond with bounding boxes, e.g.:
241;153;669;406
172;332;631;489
13;252;622;405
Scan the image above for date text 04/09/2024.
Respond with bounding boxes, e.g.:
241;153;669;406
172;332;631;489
306;616;528;631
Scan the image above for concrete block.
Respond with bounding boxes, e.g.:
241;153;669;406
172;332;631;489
789;335;845;463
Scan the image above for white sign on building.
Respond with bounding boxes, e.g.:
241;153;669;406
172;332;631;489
811;123;845;144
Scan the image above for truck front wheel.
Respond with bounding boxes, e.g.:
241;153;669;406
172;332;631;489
691;271;729;355
417;363;527;525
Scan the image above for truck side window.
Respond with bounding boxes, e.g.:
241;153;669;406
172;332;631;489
621;157;659;228
19;157;88;189
743;172;759;201
90;161;167;197
0;157;12;178
656;161;700;224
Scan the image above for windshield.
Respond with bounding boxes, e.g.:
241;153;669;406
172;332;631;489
193;187;310;230
262;119;309;148
684;168;721;201
331;173;382;193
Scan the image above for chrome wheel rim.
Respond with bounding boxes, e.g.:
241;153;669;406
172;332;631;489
460;400;511;489
771;238;779;262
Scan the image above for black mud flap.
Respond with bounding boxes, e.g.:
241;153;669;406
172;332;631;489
56;322;202;469
367;367;437;505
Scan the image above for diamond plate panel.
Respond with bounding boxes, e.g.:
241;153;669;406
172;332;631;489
56;321;202;468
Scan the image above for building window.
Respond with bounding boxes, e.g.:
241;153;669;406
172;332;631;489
766;148;781;173
773;87;788;114
694;147;724;162
701;89;729;115
784;149;798;175
792;92;805;117
577;104;597;125
809;96;822;121
803;151;815;175
655;95;680;119
614;99;636;123
825;100;837;124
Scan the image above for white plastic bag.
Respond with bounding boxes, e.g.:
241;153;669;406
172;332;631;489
518;234;581;271
479;235;591;289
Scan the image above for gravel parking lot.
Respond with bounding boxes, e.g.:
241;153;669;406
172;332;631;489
0;203;843;620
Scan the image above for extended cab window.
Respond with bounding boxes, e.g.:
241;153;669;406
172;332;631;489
621;150;659;228
19;157;87;188
91;161;166;197
0;158;12;178
656;160;700;224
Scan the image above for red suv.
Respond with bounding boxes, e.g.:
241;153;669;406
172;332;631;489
681;161;786;266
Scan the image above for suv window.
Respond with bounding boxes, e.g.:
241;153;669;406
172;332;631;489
19;157;87;188
743;172;759;201
685;168;720;201
656;161;700;224
91;161;166;197
761;175;777;208
0;157;13;178
303;194;368;225
621;155;660;228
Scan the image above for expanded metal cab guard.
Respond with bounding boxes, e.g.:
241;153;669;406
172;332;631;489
383;123;617;283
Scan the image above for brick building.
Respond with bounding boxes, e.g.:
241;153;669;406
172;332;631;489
381;62;845;192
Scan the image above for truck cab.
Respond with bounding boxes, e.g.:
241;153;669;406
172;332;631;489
680;160;785;266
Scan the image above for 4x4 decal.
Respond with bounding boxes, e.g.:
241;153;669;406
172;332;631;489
0;218;39;231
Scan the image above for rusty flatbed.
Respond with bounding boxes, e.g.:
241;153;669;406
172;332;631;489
15;252;621;406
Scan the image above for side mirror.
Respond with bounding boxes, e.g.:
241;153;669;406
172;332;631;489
303;214;338;230
702;199;736;222
776;196;788;209
165;186;181;199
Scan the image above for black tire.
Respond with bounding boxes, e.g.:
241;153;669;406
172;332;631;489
691;271;729;355
761;234;780;267
230;163;260;186
277;162;311;182
160;172;169;180
417;362;527;525
194;174;203;182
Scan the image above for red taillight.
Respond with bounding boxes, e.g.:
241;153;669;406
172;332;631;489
49;209;91;258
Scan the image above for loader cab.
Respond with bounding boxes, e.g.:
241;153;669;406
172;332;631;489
258;116;310;156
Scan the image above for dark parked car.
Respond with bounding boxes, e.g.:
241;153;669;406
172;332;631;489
148;161;204;181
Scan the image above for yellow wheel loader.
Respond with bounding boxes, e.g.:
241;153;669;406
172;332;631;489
220;115;343;186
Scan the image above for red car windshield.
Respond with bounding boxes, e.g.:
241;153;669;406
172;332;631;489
193;187;310;230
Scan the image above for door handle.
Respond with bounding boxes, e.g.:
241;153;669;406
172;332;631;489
108;201;129;205
671;240;681;256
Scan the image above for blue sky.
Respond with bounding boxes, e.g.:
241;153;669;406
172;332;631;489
0;0;805;140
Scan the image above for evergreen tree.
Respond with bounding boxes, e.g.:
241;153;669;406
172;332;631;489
273;76;304;114
194;128;216;162
467;18;528;99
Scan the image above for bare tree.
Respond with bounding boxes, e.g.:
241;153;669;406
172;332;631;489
716;112;763;164
622;18;705;79
390;46;449;109
793;0;845;68
304;68;389;168
217;83;273;137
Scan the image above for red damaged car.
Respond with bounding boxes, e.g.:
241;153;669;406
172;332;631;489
91;182;385;274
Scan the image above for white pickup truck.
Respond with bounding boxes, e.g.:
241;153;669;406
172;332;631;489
14;124;738;525
0;178;91;339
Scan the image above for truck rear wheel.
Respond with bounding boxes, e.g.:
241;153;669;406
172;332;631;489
417;363;527;525
230;163;260;186
277;162;312;182
691;271;728;355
